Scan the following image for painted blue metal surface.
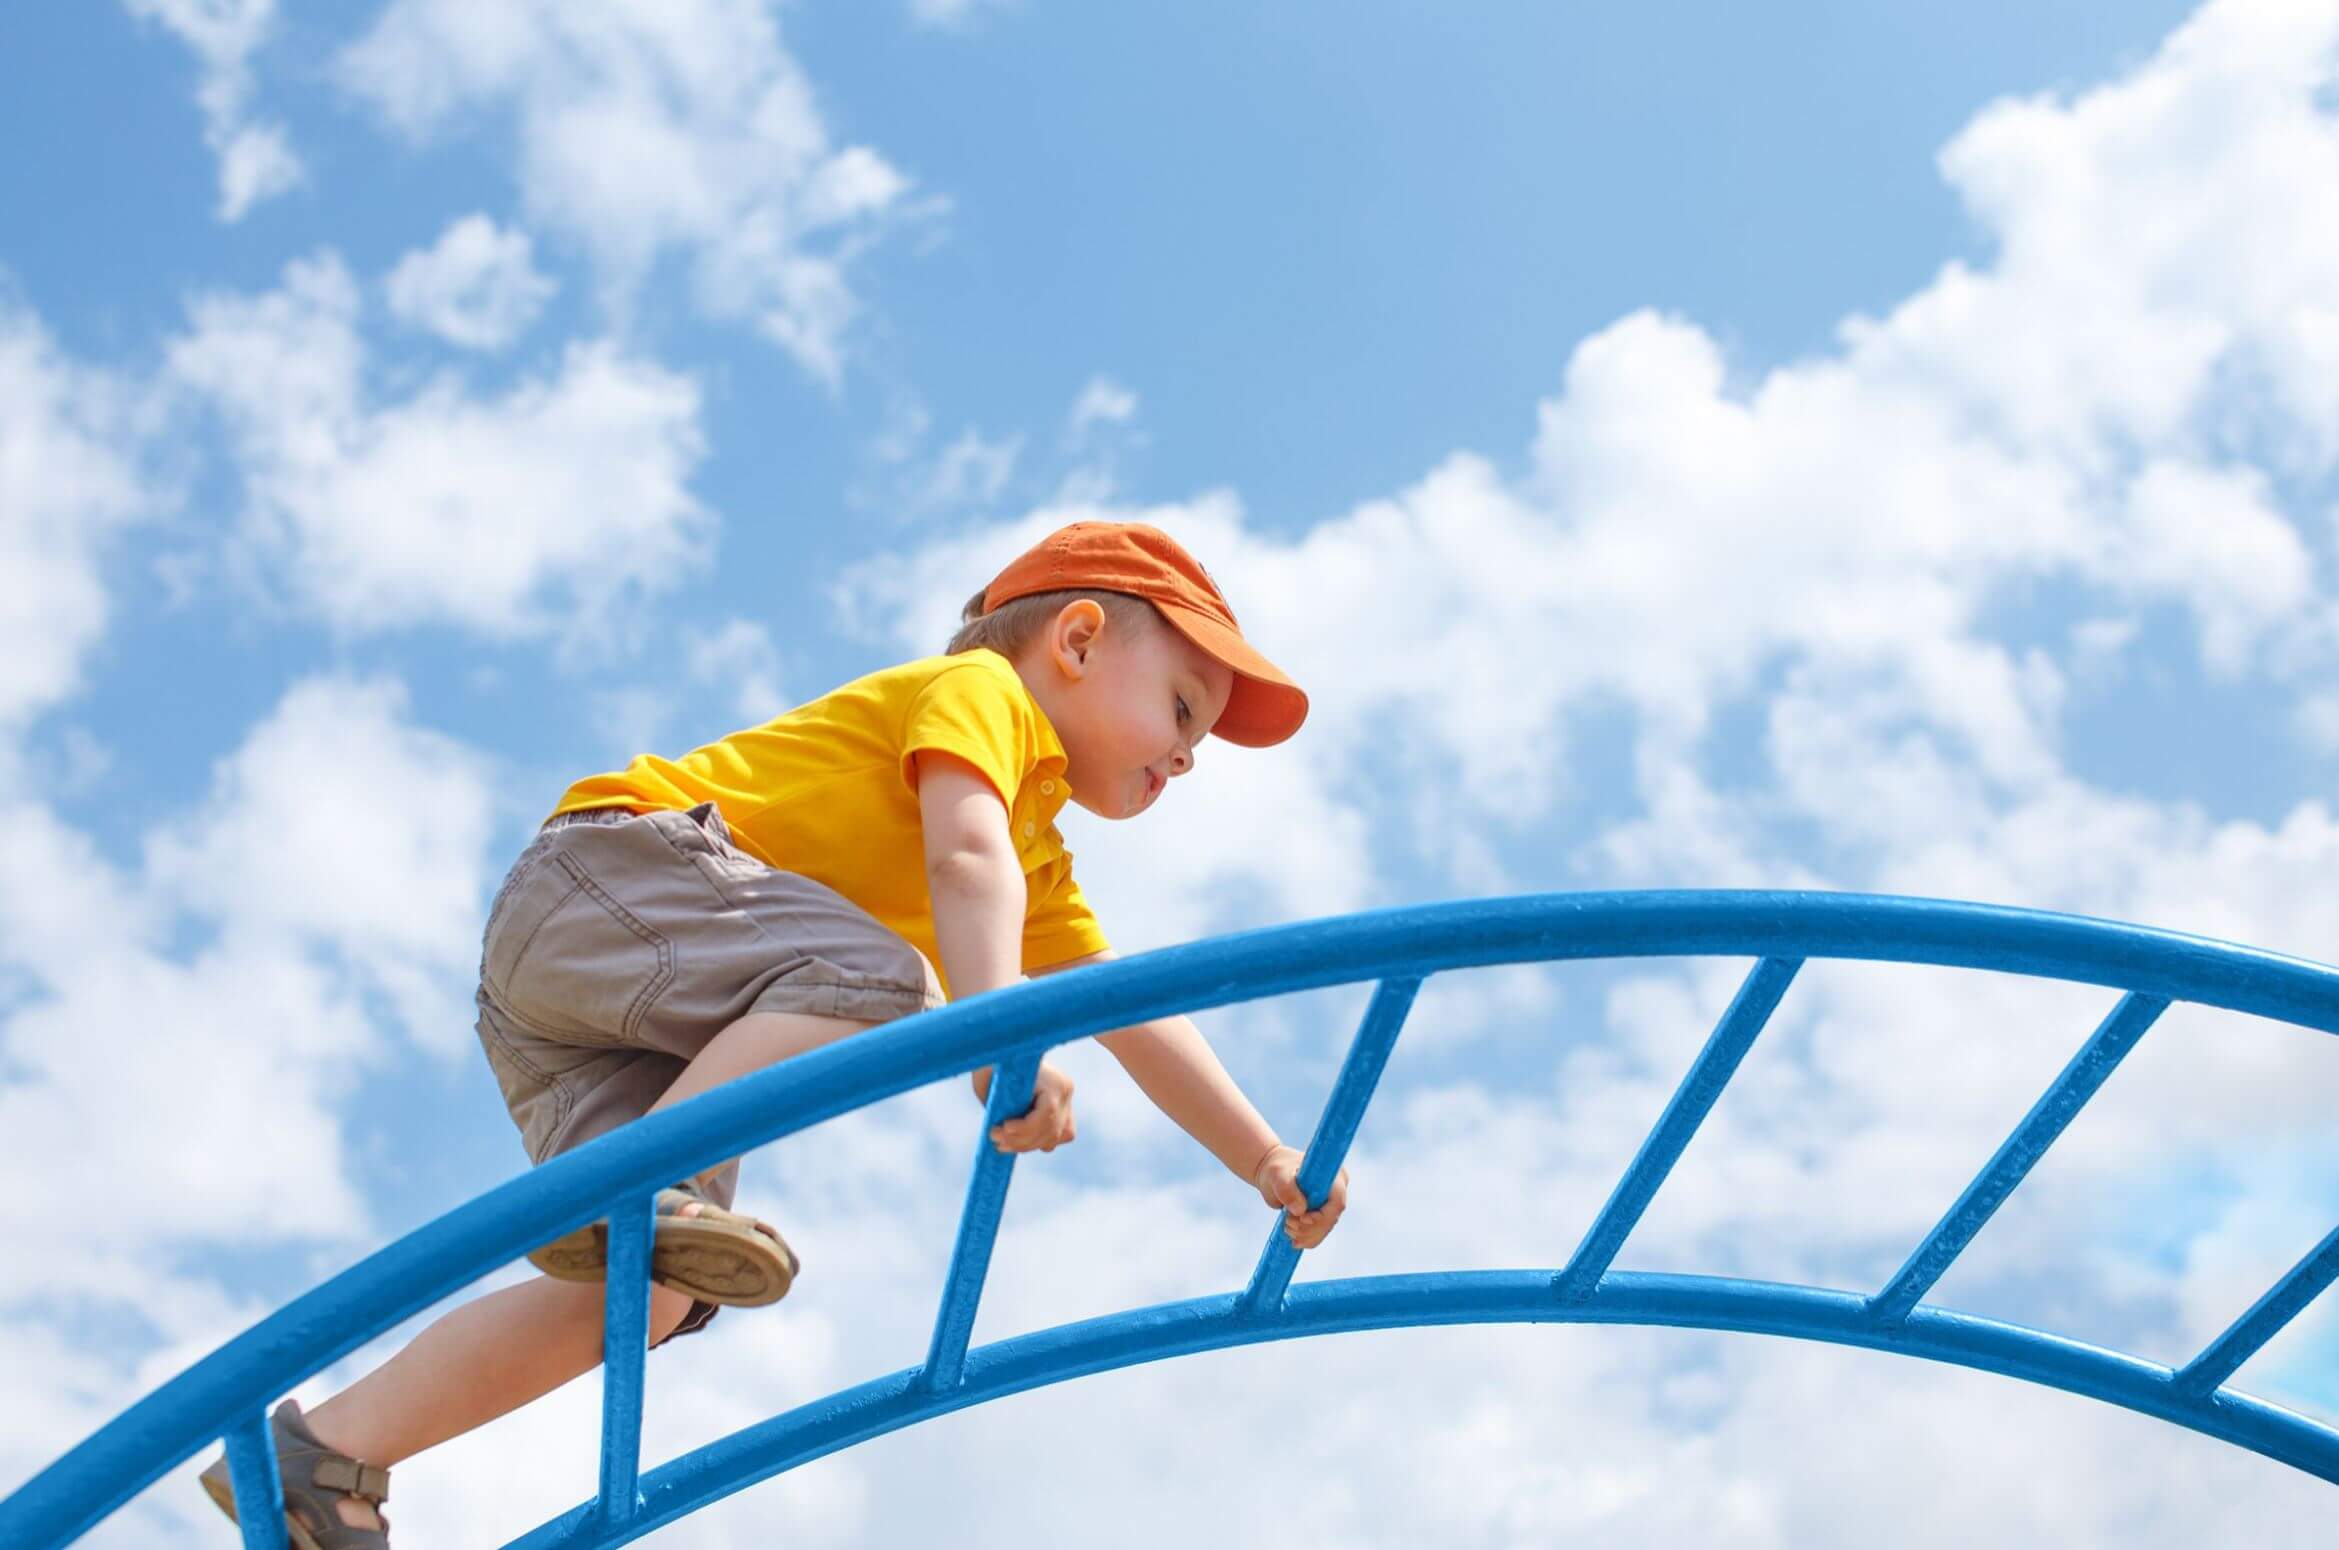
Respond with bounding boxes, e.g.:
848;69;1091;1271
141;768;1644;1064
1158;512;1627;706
1241;975;1420;1316
1867;991;2166;1326
1556;956;1800;1301
2176;1225;2339;1399
922;1053;1041;1392
221;1409;285;1550
595;1190;655;1530
6;890;2339;1548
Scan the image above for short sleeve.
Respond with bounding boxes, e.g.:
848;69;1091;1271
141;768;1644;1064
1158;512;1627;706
898;661;1034;811
1023;850;1111;969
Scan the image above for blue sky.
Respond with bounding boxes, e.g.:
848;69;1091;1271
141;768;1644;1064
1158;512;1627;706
9;1;2339;1544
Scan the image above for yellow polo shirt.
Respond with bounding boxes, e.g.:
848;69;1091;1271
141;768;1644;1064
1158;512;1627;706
548;648;1109;996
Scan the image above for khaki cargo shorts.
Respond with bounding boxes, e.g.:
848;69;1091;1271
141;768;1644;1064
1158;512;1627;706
473;801;946;1340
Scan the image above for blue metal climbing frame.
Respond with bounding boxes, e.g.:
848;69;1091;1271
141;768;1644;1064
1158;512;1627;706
7;890;2339;1547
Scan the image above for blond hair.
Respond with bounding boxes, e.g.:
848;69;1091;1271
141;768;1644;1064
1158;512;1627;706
945;586;1161;661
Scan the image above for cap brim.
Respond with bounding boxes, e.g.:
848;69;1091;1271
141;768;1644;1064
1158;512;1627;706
1155;601;1309;748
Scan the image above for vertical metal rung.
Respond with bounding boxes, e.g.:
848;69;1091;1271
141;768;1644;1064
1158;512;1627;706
1554;957;1800;1302
2174;1223;2339;1399
223;1407;289;1550
921;1053;1043;1392
1867;992;2164;1327
1241;977;1423;1317
596;1188;657;1527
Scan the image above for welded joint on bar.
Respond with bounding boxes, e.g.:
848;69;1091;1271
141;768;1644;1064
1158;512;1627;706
2171;1223;2339;1400
1234;1283;1290;1322
1237;977;1425;1322
1865;991;2167;1330
1237;1247;1297;1320
1554;956;1803;1304
1552;1268;1605;1305
918;1054;1044;1396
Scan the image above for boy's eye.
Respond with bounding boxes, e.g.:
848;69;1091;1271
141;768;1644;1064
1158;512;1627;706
1176;697;1190;723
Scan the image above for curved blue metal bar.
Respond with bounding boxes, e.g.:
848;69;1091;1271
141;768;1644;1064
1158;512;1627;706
500;1271;2339;1549
6;890;2339;1549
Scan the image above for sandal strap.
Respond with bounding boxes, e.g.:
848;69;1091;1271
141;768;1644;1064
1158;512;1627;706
658;1180;729;1216
311;1455;392;1504
666;1172;718;1204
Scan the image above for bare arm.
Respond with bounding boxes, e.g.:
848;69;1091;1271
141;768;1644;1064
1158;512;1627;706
915;749;1027;1005
1032;949;1283;1185
914;750;1036;1106
1024;951;1346;1248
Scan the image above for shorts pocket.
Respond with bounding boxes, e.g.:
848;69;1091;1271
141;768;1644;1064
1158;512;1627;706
482;850;673;1047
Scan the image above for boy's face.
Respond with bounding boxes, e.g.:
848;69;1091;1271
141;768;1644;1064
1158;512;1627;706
1017;600;1236;819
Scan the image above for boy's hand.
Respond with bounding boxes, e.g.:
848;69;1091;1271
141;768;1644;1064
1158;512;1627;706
1253;1143;1347;1250
989;1060;1077;1154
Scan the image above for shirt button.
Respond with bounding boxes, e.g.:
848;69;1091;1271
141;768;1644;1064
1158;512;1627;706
1022;821;1036;839
1040;779;1056;794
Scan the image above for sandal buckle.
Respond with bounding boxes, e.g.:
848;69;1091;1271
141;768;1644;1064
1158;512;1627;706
312;1455;392;1503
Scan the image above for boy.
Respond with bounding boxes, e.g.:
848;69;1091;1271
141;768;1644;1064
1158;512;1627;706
201;520;1352;1547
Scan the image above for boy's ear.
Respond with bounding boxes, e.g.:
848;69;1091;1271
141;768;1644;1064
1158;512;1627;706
1051;599;1105;671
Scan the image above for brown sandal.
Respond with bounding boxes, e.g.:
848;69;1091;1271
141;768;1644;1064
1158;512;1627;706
526;1178;800;1307
197;1397;391;1549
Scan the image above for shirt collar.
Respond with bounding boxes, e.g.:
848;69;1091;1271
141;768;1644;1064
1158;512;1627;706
980;649;1073;822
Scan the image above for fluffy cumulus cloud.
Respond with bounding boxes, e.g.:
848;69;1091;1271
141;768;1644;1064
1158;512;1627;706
687;617;791;724
0;677;496;1235
0;711;504;1550
169;251;713;645
384;213;558;350
25;2;2339;1546
809;2;2339;1540
0;304;154;732
121;0;303;220
337;0;922;386
143;676;498;1057
1066;375;1138;438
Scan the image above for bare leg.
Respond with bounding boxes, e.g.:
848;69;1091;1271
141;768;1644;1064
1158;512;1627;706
289;1277;694;1531
647;1009;877;1122
292;1010;872;1532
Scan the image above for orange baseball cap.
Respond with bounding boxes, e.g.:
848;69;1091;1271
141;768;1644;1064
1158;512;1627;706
980;521;1309;747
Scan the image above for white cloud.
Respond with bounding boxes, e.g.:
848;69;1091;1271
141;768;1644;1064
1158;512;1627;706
0;301;153;732
384;213;558;350
143;676;498;1057
908;0;1022;30
1055;375;1146;503
803;3;2339;1539
339;0;925;386
122;0;304;220
1067;375;1138;437
169;252;713;646
572;620;792;757
688;618;791;723
2115;459;2316;676
27;3;2339;1546
1846;0;2339;474
868;391;933;466
0;674;507;1538
916;429;1021;513
214;122;302;221
0;674;500;1260
852;398;1025;521
2295;687;2339;751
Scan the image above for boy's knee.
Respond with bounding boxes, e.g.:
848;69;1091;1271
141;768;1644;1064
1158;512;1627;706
534;1274;698;1348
